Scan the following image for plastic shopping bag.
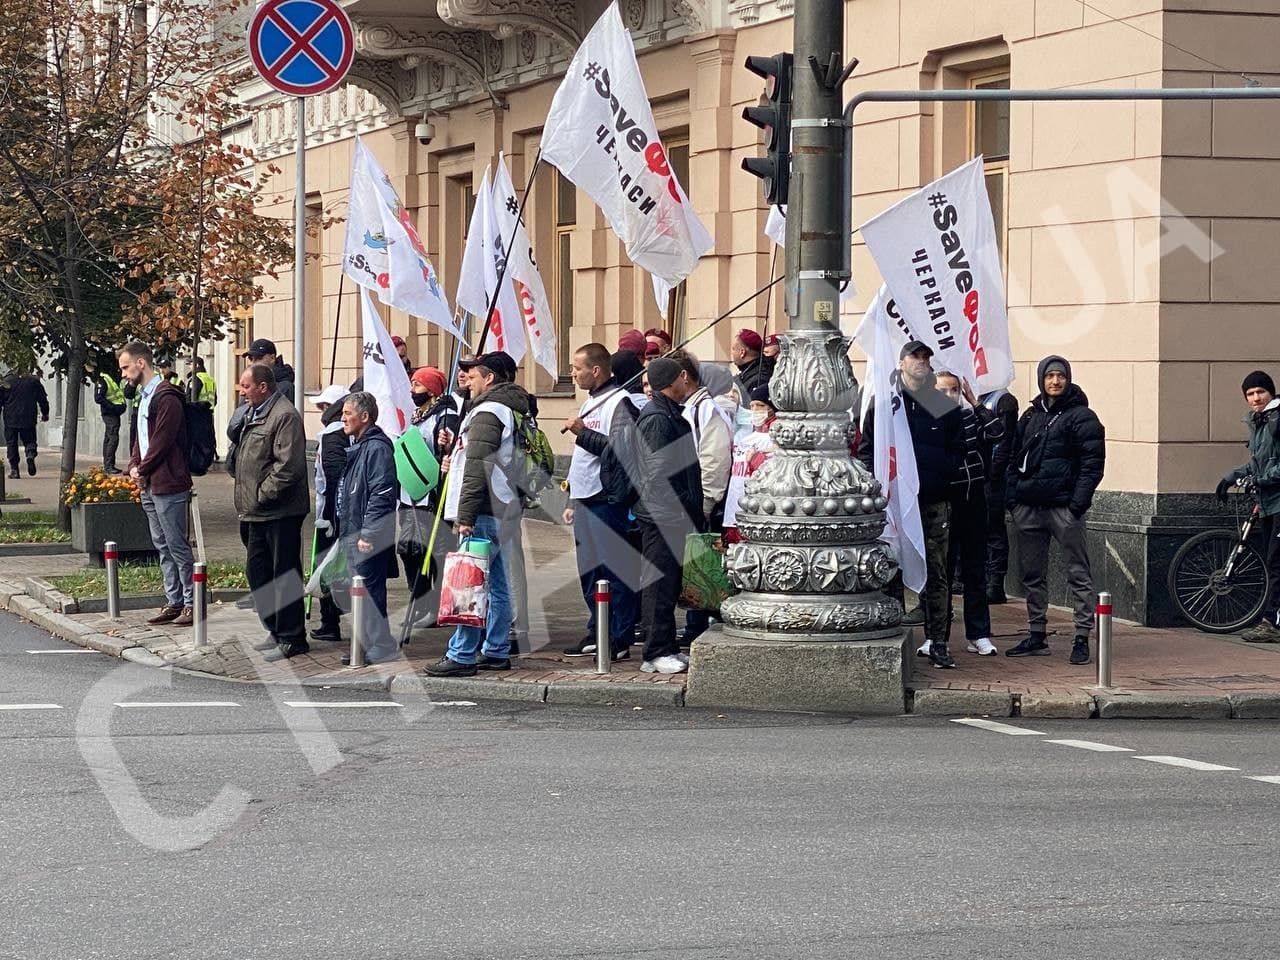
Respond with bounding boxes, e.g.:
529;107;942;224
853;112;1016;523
678;532;735;614
304;540;349;598
437;537;492;628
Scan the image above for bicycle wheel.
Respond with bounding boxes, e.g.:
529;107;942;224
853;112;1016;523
1167;529;1269;633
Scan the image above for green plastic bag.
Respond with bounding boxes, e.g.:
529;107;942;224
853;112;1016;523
678;532;735;614
394;427;440;503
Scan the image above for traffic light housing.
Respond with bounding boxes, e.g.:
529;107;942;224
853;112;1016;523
741;52;793;205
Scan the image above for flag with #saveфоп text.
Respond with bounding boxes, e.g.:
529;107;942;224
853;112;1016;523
456;165;528;363
541;2;712;304
859;156;1012;395
360;289;415;438
492;155;558;378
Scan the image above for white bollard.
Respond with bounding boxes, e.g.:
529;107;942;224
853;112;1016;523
1096;591;1113;689
192;561;207;648
349;576;366;668
595;578;611;675
104;541;120;620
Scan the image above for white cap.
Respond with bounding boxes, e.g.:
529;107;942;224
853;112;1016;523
307;384;348;408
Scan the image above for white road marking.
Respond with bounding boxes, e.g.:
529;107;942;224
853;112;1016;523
430;701;477;707
950;718;1045;736
25;649;96;655
1246;776;1280;785
1045;739;1134;753
0;703;62;711
282;701;405;709
1134;755;1238;772
114;701;240;709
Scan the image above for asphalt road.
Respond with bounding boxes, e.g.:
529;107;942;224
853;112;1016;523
1;609;1279;960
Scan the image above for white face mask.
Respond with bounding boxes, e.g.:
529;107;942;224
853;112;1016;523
750;410;770;427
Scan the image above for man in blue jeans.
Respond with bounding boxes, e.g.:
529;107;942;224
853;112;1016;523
118;341;194;627
426;351;531;676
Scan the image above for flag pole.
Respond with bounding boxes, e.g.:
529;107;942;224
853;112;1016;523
474;150;544;356
560;273;784;432
328;271;346;384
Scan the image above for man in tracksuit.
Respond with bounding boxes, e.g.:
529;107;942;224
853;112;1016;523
1005;356;1106;665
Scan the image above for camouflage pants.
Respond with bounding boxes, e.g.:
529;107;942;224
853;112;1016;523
921;500;952;644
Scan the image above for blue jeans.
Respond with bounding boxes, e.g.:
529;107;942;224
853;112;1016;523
141;488;193;607
574;500;638;651
446;513;513;664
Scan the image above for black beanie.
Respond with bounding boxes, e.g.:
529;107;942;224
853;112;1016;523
646;358;682;392
1242;370;1276;396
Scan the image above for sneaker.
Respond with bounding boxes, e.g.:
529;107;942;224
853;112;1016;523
928;641;957;669
250;637;279;652
915;639;931;658
424;656;477;677
640;655;688;674
986;582;1008;605
1006;635;1050;657
562;636;597;657
611;647;631;662
310;626;342;643
675;652;689;665
1241;621;1280;643
6;469;16;480
263;641;309;662
477;655;511;671
26;457;35;477
146;605;183;625
1069;638;1090;665
901;605;925;626
967;638;998;656
234;595;255;610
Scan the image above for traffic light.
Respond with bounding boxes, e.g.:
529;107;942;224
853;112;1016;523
741;52;793;205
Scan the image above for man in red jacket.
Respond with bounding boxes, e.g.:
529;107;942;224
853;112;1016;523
118;341;194;627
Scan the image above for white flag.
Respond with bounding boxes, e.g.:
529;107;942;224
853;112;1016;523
492;155;558;378
763;204;857;304
859;156;1012;394
344;137;464;341
456;165;528;363
541;2;713;298
853;288;926;593
360;289;415;438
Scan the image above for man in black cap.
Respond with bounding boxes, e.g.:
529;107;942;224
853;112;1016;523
1005;355;1106;664
1220;370;1280;642
632;356;703;675
241;339;296;405
858;340;965;669
426;351;533;677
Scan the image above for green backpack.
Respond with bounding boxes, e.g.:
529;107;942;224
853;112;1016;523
511;412;556;503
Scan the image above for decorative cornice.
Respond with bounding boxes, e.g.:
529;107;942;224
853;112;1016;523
436;0;581;49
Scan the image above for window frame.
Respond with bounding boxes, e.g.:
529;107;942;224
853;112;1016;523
967;70;1010;275
552;169;576;385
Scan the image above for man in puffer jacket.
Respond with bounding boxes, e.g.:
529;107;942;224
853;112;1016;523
335;391;399;664
1218;370;1280;642
1005;355;1106;664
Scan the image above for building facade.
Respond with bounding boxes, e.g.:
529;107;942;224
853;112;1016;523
234;0;1280;624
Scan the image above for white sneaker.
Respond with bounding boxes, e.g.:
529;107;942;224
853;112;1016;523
675;652;689;665
967;637;998;656
915;639;931;657
641;655;688;674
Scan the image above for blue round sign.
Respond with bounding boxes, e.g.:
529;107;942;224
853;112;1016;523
248;0;354;98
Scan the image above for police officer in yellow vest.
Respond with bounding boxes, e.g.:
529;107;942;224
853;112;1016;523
92;362;127;475
191;357;217;409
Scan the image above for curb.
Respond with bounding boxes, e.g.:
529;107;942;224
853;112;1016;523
906;686;1277;720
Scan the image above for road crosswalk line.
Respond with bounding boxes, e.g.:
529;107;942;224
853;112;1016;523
950;718;1045;736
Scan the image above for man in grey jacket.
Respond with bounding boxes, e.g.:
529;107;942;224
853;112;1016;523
234;363;310;661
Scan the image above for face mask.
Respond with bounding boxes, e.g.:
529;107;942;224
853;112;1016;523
412;392;430;407
751;410;770;427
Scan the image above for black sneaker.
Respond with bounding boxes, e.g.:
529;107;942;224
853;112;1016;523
477;655;511;671
310;626;341;643
612;646;631;662
1069;638;1090;665
234;595;255;610
263;641;309;662
1006;635;1050;657
986;582;1008;605
928;641;957;669
901;605;925;626
562;636;597;657
425;656;477;677
26;457;35;477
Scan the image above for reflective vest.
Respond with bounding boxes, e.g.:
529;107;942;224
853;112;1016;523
99;373;125;407
195;371;217;408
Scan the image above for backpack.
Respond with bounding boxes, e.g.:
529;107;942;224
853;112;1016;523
184;399;216;476
510;412;556;503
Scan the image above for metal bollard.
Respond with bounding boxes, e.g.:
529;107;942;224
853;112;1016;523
349;575;366;668
192;561;207;648
595;578;611;675
1096;591;1113;688
104;541;120;620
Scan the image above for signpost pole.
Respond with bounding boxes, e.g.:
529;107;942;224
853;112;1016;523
294;97;307;408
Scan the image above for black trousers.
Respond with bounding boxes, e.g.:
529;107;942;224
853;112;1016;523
6;425;35;470
985;478;1010;584
240;517;306;645
1261;516;1280;625
102;414;121;471
314;525;345;630
947;489;992;643
638;518;684;662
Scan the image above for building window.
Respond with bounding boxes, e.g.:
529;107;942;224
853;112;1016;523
970;73;1009;264
554;170;575;375
665;139;690;341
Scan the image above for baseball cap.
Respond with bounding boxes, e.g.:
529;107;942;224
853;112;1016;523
458;350;517;382
899;340;934;360
242;338;277;359
306;384;348;408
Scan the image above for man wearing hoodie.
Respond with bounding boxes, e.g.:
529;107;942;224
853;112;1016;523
1005;356;1106;664
336;391;400;664
858;341;966;668
427;351;531;677
1218;371;1280;642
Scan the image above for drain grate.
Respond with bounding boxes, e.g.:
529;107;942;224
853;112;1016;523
1143;674;1280;686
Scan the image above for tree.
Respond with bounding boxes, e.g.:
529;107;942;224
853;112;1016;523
0;0;293;529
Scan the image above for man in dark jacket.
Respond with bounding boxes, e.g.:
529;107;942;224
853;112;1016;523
730;328;771;399
1218;371;1280;642
92;362;127;475
633;357;703;675
242;338;296;405
980;386;1021;602
427;351;531;677
858;341;966;668
563;342;640;659
308;385;350;642
1005;355;1106;664
0;368;49;479
234;362;310;661
118;342;195;627
336;391;399;664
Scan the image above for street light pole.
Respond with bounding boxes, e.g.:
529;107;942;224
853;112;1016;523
720;0;900;642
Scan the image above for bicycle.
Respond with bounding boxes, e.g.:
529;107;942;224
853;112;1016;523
1167;479;1270;633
